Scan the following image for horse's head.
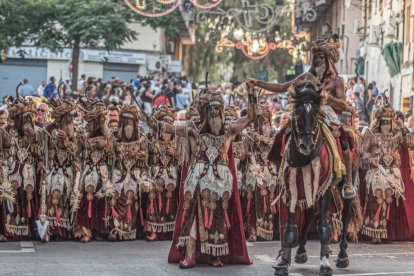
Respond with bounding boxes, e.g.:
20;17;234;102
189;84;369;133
290;83;324;155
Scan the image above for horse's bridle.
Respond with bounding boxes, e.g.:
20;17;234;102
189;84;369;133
291;108;322;153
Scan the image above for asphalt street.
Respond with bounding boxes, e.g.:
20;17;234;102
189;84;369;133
1;240;414;276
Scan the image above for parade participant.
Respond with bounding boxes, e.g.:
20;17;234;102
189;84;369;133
108;105;150;241
0;98;44;240
107;119;119;134
35;103;49;128
106;104;120;124
248;32;348;190
362;95;414;243
243;104;277;241
163;84;255;268
146;105;178;241
74;100;115;243
41;99;80;241
0;108;8;129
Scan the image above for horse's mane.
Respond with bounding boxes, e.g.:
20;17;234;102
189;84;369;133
288;84;327;113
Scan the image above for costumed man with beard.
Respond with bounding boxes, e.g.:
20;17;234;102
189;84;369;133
41;99;80;241
0;98;44;240
109;105;150;241
160;84;255;268
361;95;414;243
243;104;277;242
74;100;115;243
146;105;178;241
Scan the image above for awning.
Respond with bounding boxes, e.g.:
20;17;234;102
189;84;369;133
381;42;402;77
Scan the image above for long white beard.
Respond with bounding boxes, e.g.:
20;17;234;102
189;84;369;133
124;125;134;139
209;116;223;135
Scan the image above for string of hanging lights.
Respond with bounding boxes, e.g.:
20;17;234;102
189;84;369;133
124;0;223;17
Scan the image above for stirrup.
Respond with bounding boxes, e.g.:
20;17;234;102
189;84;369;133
341;182;356;199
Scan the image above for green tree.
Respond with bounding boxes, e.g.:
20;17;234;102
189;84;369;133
53;0;137;90
0;0;57;50
1;0;137;91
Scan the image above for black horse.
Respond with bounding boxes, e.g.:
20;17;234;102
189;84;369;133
274;83;350;276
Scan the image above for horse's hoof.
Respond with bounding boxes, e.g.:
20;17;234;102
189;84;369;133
336;257;349;269
294;252;308;264
273;265;289;276
319;265;333;276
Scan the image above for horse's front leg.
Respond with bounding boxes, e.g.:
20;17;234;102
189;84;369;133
336;197;352;268
295;207;315;264
319;191;333;276
274;212;297;276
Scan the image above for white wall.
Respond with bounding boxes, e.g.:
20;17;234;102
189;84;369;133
122;23;166;53
47;60;103;81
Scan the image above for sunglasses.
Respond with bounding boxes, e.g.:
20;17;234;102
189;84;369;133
37;109;47;113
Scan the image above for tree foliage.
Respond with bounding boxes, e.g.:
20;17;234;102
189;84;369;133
188;0;296;83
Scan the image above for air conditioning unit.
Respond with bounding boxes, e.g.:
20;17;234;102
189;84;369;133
147;58;162;72
368;25;380;45
354;20;363;35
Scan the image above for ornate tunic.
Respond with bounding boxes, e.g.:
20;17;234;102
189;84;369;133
76;135;114;238
111;135;149;240
0;127;43;238
362;128;414;239
244;131;277;240
147;138;178;234
42;126;78;236
178;132;233;257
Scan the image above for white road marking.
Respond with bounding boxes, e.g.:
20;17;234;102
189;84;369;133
0;241;35;253
254;254;275;263
246;242;254;247
306;252;414;258
336;272;414;276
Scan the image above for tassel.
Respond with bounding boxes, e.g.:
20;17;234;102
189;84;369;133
224;210;231;230
246;200;251;216
27;200;32;218
373;204;382;222
386;204;390;221
158;193;162;212
204;207;209;228
166;198;170;215
111;206;119;219
88;200;92;219
208;211;214;229
54;205;60;222
263;196;268;213
149;199;155;215
140;207;144;227
127;206;132;223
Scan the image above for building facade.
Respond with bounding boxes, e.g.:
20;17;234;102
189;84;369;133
0;9;195;97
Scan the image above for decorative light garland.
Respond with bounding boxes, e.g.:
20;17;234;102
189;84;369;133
215;35;302;60
189;0;223;9
124;0;181;17
124;0;223;17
